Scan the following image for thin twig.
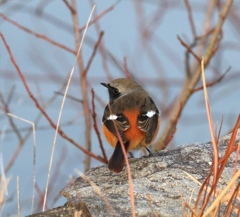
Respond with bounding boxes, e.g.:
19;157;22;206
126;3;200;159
203;168;240;217
71;0;92;172
54;91;83;103
155;0;233;151
79;1;120;32
0;32;106;164
162;103;182;149
224;181;240;216
6;85;16;105
0;93;22;141
4;82;83;174
42;3;97;211
192;67;230;92
35;184;46;211
48;147;67;205
88;0;115;81
17;176;20;217
0;13;76;55
201;57;218;186
62;0;76;14
195;115;240;215
0;173;11;215
84;31;104;76
177;36;201;63
6;113;37;215
91;89;108;162
4;145;22;173
75;170;117;216
232;142;240;191
107;104;136;217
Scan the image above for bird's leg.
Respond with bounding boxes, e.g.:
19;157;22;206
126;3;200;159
145;147;154;157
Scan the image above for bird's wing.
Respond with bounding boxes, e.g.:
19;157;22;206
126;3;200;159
138;109;159;144
102;105;130;143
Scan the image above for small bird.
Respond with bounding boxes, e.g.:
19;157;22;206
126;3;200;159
101;78;160;173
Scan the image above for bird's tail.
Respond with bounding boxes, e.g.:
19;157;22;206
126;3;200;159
108;141;129;173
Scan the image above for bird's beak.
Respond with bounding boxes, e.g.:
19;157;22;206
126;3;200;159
100;82;109;88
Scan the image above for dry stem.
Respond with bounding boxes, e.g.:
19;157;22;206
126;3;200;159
155;0;233;150
71;0;92;172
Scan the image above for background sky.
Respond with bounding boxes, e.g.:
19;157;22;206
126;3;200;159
0;0;239;216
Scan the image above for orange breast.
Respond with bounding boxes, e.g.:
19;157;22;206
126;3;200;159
102;109;145;150
124;109;144;150
102;124;117;148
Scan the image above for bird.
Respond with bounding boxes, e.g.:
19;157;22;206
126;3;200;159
101;78;160;173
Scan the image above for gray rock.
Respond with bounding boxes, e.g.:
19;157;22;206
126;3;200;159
28;129;240;217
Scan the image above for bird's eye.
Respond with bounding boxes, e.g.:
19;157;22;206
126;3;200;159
113;88;119;95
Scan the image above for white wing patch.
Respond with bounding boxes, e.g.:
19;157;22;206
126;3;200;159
146;110;156;118
107;114;118;120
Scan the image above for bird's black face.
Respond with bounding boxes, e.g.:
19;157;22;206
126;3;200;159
101;82;121;102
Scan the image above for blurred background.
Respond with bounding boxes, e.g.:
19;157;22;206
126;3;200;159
0;0;239;216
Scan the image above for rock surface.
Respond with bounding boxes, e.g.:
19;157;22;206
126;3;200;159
28;130;240;217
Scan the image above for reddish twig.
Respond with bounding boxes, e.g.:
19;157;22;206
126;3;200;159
195;115;240;215
84;31;104;76
107;104;136;217
232;142;240;194
177;35;201;63
91;89;108;163
192;67;230;92
156;0;233;151
161;103;182;149
0;32;107;164
199;58;219;213
195;28;215;41
79;2;117;32
217;116;240;177
224;181;240;216
62;0;76;14
87;0;116;81
35;184;47;212
87;81;106;108
0;13;76;55
71;0;92;172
